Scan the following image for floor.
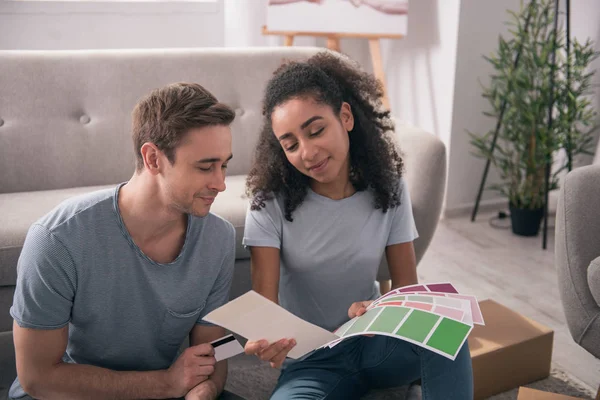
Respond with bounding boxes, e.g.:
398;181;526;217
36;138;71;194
417;211;600;394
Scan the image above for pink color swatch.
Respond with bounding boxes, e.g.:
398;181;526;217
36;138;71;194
432;305;465;322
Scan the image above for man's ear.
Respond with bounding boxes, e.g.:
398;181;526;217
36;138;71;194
340;102;355;132
140;142;162;175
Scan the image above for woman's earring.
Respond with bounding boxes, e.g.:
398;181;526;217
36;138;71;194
349;166;356;179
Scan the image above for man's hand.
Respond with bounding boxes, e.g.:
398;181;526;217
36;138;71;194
185;379;219;400
244;338;296;368
166;343;216;398
348;300;374;319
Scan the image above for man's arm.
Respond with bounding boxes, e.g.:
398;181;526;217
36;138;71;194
13;322;181;400
185;224;236;400
386;241;418;290
185;324;228;400
14;321;215;400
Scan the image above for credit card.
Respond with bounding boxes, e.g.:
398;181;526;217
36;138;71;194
210;334;244;362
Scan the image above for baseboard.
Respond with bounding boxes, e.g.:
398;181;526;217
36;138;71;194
443;192;560;220
443;198;507;219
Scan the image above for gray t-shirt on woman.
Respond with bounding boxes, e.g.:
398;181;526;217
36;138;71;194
242;178;418;332
9;184;235;399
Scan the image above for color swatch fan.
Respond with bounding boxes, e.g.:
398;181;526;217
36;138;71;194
324;282;484;360
203;282;483;360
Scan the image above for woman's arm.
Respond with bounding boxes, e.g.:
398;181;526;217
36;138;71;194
349;242;417;317
245;246;295;368
249;246;281;304
386;241;418;290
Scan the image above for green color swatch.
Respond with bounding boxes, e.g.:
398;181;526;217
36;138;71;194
426;318;471;356
406;295;434;303
395;309;439;342
368;307;410;333
381;296;406;302
344;309;381;336
335;318;357;336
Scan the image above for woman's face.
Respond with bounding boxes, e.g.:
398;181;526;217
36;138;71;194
270;97;354;184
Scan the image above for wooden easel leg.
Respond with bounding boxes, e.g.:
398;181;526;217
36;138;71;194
284;35;294;46
368;38;391;110
326;37;341;52
595;384;599;400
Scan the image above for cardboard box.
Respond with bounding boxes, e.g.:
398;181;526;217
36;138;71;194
517;387;582;399
468;300;554;400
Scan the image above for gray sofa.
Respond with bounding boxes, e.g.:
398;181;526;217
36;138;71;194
555;164;600;363
0;47;447;399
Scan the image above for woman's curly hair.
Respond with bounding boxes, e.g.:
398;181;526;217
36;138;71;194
246;51;404;222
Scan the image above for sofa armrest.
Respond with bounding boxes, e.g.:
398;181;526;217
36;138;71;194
589;257;600;307
377;120;447;281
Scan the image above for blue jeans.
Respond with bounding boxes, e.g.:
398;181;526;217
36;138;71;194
271;336;473;400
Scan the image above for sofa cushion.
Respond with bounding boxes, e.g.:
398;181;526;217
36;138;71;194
0;175;250;287
0;48;324;195
0;185;113;287
210;174;250;261
588;256;600;306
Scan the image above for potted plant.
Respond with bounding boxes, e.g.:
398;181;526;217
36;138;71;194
469;0;599;236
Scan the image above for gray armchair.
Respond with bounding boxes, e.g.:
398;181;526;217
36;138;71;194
555;163;600;397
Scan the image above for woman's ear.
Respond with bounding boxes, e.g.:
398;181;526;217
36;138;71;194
340;102;355;132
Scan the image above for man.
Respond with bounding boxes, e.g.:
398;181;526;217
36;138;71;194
9;82;238;400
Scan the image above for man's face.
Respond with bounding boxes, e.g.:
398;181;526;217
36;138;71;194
160;125;232;217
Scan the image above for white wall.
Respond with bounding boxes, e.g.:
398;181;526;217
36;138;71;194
0;0;224;49
222;0;371;69
444;0;521;216
1;0;597;215
443;0;600;216
223;0;600;217
570;0;600;165
381;0;461;150
223;0;317;48
223;0;463;182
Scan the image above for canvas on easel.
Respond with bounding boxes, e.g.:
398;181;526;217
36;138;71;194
264;0;410;110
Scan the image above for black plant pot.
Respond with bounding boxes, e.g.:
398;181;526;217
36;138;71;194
509;204;544;237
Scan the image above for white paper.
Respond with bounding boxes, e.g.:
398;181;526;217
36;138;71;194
203;291;339;359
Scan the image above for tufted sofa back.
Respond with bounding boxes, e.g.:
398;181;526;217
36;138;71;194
0;47;322;194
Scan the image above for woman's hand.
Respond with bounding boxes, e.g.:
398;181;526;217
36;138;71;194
244;338;297;368
348;301;376;337
348;300;374;319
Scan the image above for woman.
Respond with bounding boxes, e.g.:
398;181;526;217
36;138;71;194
242;51;473;399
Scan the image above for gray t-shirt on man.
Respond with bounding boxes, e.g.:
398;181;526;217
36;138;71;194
242;178;418;333
9;183;235;399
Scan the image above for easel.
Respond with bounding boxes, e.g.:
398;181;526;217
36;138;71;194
262;26;403;111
